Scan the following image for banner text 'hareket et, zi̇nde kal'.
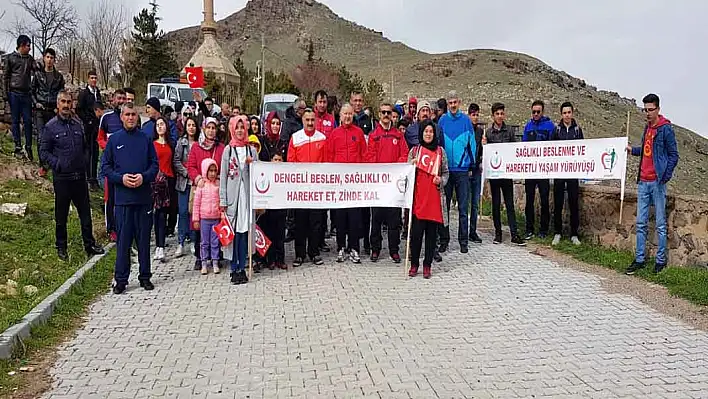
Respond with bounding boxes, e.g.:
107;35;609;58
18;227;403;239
251;162;416;209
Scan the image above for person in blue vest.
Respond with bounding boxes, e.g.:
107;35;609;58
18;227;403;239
522;100;555;240
102;102;159;294
437;91;476;254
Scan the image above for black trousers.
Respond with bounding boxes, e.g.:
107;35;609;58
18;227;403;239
554;179;580;237
166;177;178;235
490;179;518;236
371;207;401;255
318;210;329;247
362;207;371;250
34;108;55;169
54;178;96;251
336;208;362;252
105;182;116;234
410;216;439;267
261;209;286;263
524;179;550;234
84;124;99;183
294;209;324;259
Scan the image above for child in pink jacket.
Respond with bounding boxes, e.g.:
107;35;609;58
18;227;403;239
192;158;222;275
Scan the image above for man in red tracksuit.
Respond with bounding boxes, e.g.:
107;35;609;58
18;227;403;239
287;109;328;267
366;103;409;263
314;89;337;250
327;103;367;264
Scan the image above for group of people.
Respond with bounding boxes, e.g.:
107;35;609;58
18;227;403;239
4;34;679;292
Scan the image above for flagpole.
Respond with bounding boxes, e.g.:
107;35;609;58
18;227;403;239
404;207;414;277
619;110;630;224
248;163;254;280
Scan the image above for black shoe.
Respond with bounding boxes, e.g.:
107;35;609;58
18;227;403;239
85;244;105;256
139;280;154;290
239;270;248;284
538;232;547;239
438;244;448;253
113;283;127;294
460;245;469;254
194;259;202;270
493;233;502;244
433;251;442;263
370;251;380;262
524;232;534;241
511;236;527;246
320;243;331;253
363;246;371;256
654;263;667;273
230;272;239;284
469;233;482;244
25;149;33;162
391;253;401;264
14;149;23;159
57;248;69;261
311;256;324;265
293;257;304;268
626;261;646;275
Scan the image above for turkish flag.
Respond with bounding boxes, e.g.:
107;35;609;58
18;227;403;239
185;66;204;88
254;225;272;257
416;147;440;176
213;216;235;246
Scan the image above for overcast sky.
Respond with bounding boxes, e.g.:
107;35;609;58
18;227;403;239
2;0;707;138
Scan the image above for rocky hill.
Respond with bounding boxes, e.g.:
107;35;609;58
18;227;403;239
166;0;708;196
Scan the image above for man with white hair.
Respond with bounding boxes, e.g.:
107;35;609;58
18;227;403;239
437;91;476;254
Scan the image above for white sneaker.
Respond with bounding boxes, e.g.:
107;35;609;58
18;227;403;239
336;248;346;263
190;243;196;255
174;244;185;258
552;234;561;246
153;247;161;260
571;236;581;246
212;260;220;274
350;249;361;264
156;247;165;261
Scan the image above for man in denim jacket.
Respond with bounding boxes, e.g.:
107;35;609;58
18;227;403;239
625;93;679;275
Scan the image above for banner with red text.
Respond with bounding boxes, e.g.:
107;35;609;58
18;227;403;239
483;137;628;180
251;163;416;209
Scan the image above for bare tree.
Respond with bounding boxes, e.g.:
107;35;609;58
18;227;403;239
81;0;128;88
7;0;78;54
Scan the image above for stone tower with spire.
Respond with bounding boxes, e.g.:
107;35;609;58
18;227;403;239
182;0;240;94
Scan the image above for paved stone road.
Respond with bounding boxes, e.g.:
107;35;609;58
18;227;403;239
44;230;708;399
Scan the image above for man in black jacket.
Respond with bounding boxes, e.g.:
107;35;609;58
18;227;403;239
32;48;65;176
467;103;485;243
77;70;102;188
4;35;35;160
40;91;105;261
280;98;306;159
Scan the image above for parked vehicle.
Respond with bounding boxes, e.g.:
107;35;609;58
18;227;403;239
261;93;299;121
147;78;209;109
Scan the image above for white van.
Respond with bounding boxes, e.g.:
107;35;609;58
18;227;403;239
147;79;209;109
261;93;299;121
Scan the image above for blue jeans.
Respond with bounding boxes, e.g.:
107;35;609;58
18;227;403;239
444;171;470;244
231;232;248;272
635;181;668;265
9;92;33;153
177;187;193;245
468;167;482;236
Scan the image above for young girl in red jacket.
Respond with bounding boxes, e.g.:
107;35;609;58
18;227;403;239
407;120;449;278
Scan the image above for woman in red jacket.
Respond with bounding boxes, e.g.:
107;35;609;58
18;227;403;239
184;117;225;270
151;117;175;262
327;104;367;263
407;120;449;279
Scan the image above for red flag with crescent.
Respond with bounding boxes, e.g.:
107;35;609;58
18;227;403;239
185;66;204;89
254;224;272;257
213;216;235;246
416;146;440;176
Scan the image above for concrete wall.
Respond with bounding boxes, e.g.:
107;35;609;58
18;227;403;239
504;181;708;267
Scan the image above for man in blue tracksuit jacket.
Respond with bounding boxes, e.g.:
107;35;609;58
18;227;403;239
522;100;555;240
437;91;476;253
101;102;159;294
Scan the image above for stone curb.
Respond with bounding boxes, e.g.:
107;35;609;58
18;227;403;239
0;243;115;359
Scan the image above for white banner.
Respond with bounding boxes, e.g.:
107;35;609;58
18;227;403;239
251;162;416;209
482;137;628;180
